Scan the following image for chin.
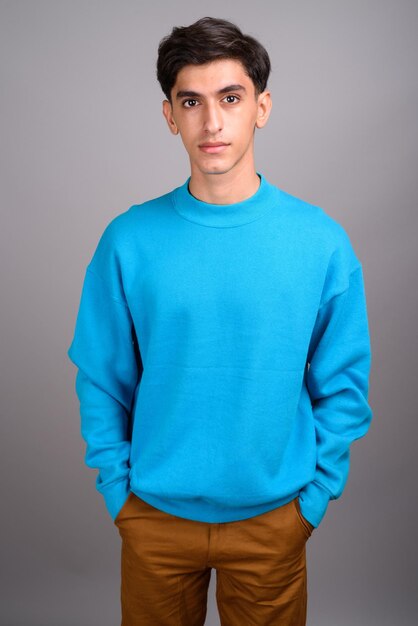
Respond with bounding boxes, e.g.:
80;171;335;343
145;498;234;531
199;166;232;176
196;159;233;174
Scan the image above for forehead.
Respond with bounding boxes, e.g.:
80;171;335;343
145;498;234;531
174;58;251;93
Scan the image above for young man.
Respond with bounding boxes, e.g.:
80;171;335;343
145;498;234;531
67;16;373;626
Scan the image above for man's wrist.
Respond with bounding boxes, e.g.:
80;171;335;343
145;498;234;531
99;476;131;521
298;481;332;529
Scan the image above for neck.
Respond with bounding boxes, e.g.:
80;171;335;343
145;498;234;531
171;171;282;228
188;168;261;206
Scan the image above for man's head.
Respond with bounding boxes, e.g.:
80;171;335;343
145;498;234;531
157;17;272;178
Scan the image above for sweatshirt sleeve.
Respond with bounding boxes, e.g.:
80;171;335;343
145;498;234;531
298;262;373;529
67;225;142;521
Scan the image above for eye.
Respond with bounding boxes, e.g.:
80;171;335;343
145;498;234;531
182;99;199;108
223;95;240;103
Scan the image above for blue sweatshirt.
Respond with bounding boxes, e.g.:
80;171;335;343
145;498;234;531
67;172;373;529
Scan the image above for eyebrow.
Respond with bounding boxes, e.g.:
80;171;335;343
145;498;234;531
175;84;247;100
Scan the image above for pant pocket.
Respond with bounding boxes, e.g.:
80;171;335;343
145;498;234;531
292;497;314;538
114;491;134;525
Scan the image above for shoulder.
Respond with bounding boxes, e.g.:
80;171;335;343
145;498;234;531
274;186;362;303
90;189;173;257
104;190;171;235
278;186;361;269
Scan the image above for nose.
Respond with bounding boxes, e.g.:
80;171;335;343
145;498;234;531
203;102;223;134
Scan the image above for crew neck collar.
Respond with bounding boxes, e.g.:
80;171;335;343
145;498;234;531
170;171;280;228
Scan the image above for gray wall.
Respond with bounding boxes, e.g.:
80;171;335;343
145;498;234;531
1;1;416;624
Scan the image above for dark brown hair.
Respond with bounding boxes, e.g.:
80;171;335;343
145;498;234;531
156;17;271;105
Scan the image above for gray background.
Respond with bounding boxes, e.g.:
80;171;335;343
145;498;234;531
1;1;416;624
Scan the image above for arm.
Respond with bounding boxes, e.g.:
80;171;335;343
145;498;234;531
298;264;373;528
67;264;142;521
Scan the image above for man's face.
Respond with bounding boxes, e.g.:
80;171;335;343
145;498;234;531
162;58;271;177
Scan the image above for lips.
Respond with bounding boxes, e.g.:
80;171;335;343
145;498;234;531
200;142;228;147
199;143;230;154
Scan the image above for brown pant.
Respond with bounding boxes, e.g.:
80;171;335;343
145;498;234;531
114;491;315;626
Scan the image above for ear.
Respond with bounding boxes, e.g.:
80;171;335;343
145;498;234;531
162;100;179;135
255;90;272;129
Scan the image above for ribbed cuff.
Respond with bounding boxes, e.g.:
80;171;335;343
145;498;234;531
99;477;131;521
298;481;331;528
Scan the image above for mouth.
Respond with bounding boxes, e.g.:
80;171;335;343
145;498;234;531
199;143;230;154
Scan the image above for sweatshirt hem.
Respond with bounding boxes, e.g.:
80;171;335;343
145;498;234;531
129;487;301;524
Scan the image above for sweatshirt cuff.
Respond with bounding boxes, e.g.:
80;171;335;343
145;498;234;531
99;477;131;521
298;481;331;528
